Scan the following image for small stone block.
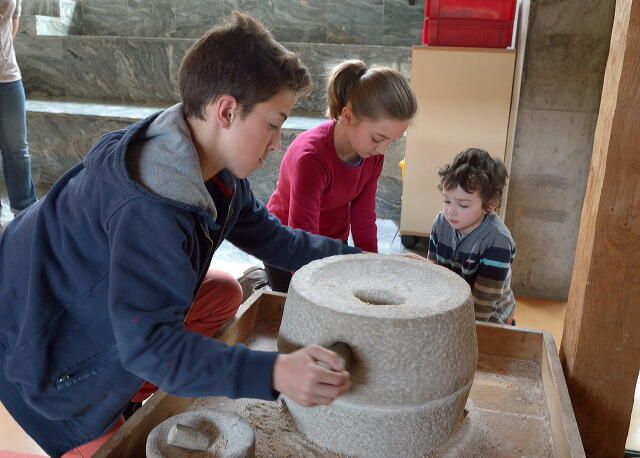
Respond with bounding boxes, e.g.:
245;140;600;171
167;423;211;451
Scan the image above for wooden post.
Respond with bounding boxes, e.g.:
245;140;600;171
560;0;640;456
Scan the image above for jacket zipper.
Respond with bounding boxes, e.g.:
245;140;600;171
184;183;235;322
213;182;235;252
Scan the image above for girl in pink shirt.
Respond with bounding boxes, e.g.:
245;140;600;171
266;60;417;291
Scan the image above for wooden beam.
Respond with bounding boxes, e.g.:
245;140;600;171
559;0;640;455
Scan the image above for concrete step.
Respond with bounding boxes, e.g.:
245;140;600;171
15;36;411;115
18;15;80;36
22;0;60;17
19;0;82;36
25;99;405;220
77;0;423;47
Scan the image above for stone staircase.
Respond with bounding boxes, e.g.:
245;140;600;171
15;0;425;220
19;0;82;36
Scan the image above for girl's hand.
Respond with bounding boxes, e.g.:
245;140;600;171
393;252;427;261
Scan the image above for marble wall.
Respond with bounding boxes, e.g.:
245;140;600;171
19;0;83;36
22;0;60;17
15;36;411;115
25;109;405;220
76;0;425;46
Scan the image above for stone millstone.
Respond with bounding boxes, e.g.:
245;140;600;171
277;254;478;457
146;409;255;457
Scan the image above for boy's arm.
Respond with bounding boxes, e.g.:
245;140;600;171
107;200;280;400
349;159;382;253
226;181;360;271
107;201;350;405
471;237;516;322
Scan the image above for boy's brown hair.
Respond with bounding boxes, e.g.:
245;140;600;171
438;148;509;209
326;60;417;122
179;12;312;120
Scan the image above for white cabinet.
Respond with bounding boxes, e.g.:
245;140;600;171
400;46;516;237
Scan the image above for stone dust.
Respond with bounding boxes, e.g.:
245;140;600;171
171;322;556;457
185;396;547;458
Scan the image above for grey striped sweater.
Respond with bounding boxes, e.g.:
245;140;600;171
427;212;516;324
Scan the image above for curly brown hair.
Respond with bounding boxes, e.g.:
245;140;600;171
437;148;509;210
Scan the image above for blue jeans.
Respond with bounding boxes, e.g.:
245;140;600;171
0;79;37;212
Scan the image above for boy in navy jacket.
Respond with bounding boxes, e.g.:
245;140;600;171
0;13;354;457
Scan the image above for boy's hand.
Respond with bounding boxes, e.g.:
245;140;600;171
273;344;351;407
362;251;427;262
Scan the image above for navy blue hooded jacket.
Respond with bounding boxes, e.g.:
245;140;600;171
0;105;360;456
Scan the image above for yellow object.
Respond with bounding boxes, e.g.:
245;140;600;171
399;158;406;182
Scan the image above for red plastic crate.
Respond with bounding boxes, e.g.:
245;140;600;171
425;0;517;21
422;17;514;48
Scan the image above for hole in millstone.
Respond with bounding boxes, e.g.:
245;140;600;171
353;289;406;306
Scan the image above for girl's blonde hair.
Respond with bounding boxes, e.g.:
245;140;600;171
326;60;417;121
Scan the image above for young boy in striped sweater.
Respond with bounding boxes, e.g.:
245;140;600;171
427;148;516;324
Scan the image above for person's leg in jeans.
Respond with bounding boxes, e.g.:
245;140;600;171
59;270;243;457
0;79;37;213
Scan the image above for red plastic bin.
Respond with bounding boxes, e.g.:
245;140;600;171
422;17;514;48
425;0;517;21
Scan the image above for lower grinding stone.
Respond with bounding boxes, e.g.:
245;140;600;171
284;380;472;457
146;409;255;457
424;400;490;458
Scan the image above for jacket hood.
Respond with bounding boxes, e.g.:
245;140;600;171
83;103;217;221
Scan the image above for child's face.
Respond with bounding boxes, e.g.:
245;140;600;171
222;89;296;178
442;185;489;236
345;113;409;159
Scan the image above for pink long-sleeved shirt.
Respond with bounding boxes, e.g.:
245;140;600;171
267;120;382;253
